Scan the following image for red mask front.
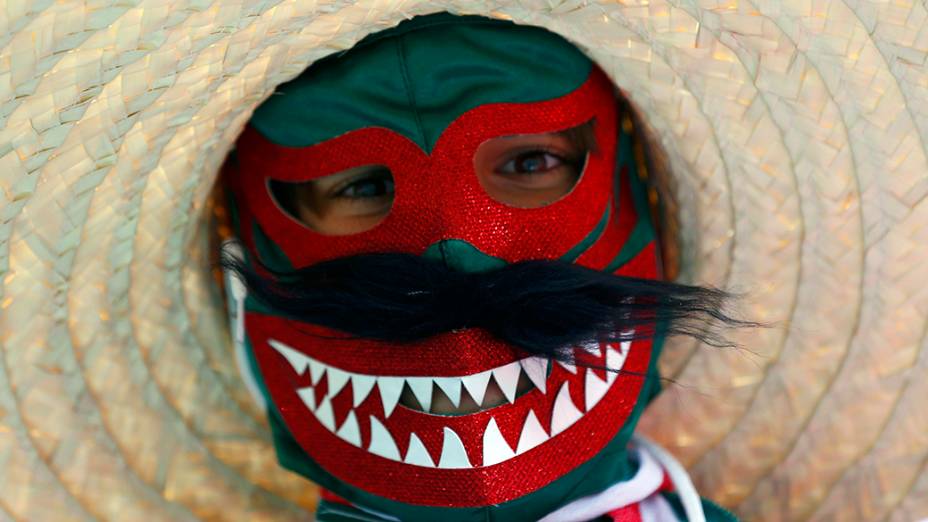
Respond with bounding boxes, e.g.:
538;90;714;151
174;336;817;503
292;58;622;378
228;60;658;507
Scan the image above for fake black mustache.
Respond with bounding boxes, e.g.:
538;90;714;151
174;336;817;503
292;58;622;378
220;242;752;361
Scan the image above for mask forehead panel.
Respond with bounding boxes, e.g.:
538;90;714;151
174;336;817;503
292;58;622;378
248;14;592;152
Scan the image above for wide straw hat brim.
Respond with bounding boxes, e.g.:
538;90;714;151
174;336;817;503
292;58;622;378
1;1;927;520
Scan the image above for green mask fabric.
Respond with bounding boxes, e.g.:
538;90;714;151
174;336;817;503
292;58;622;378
223;11;688;522
249;13;591;152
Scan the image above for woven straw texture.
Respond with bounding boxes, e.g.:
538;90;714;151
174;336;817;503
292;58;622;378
1;1;926;520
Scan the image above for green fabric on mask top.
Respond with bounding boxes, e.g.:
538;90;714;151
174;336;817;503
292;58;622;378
248;13;592;153
240;12;680;521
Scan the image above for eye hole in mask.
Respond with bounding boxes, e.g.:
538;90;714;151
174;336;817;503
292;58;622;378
269;164;395;236
473;119;596;209
267;121;597;236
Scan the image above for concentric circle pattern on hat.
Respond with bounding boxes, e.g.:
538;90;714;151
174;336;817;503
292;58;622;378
1;1;926;521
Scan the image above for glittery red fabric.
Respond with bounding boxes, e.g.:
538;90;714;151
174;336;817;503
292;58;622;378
250;314;652;506
234;69;632;272
230;68;660;507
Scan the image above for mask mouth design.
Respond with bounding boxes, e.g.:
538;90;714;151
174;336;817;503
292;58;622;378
267;336;629;469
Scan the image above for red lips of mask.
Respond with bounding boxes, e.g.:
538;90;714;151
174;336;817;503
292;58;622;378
229;68;657;506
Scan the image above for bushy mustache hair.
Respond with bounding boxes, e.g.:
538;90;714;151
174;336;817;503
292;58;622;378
220;241;754;361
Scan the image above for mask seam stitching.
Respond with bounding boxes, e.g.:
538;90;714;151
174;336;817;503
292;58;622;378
395;35;428;151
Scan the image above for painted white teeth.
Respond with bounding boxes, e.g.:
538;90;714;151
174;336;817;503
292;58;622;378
309;358;325;385
584;368;610;411
336;411;361;447
326;367;350;398
269;340;311;375
493;361;522;404
271;337;630;466
297;386;316;411
605;343;630;385
551;382;582;435
405;433;435;467
557;359;578;374
406;377;433;413
438;427;471;469
315;397;335;431
270;338;569;413
377;376;404;418
581;341;603;358
433;377;463;408
462;370;493;407
482;418;515;466
351;375;376;407
516;410;548;454
520;357;548;394
368;416;400;461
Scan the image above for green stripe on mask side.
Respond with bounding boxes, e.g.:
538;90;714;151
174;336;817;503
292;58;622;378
603;120;655;273
252;220;294;273
559;202;612;264
243;221;294;318
249;13;592;152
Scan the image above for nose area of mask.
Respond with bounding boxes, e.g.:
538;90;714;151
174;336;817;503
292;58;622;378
422;239;507;273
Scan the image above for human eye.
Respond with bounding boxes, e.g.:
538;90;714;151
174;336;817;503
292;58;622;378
333;168;395;200
269;164;395;235
497;150;572;176
474;123;592;209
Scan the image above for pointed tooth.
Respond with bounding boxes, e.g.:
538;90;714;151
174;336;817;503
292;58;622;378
516;410;549;454
377;377;404;418
326;367;350;398
269;340;311;375
580;341;602;358
606;343;630;384
404;433;435;467
462;370;493;407
551;382;583;435
368;416;401;461
492;361;522;404
406;377;433;412
315;397;335;431
297;386;316;411
351;374;376;407
309;358;325;385
520;357;547;394
438;427;471;468
336;411;361;447
584;367;610;411
433;377;462;408
556;359;577;374
482;418;515;466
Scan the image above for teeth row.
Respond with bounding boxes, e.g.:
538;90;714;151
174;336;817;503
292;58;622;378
278;341;630;469
269;339;552;417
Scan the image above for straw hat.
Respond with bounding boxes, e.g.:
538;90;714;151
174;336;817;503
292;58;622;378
1;1;926;520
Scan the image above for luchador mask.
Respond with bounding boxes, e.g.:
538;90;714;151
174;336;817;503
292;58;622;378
224;13;660;521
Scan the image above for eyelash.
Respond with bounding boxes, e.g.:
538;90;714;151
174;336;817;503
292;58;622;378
333;172;394;200
498;148;580;175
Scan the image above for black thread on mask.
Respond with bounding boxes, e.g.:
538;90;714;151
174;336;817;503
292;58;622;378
220;241;758;362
